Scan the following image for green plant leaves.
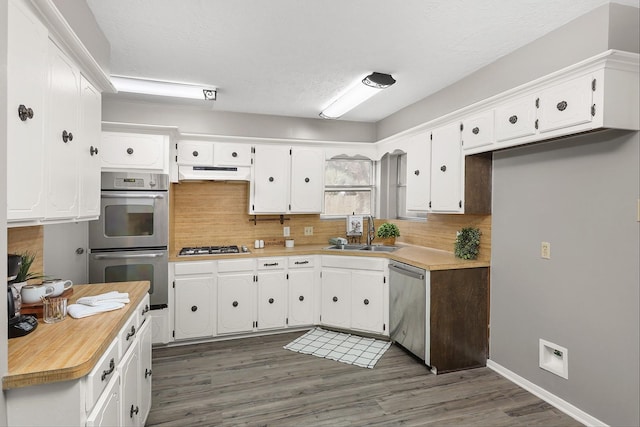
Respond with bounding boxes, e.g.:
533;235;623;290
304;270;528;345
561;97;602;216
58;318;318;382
454;227;481;260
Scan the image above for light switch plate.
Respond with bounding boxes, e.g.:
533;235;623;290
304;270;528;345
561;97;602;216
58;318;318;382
541;241;551;259
283;226;290;237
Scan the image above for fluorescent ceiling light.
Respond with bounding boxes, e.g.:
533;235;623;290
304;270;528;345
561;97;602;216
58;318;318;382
320;72;396;119
111;75;217;100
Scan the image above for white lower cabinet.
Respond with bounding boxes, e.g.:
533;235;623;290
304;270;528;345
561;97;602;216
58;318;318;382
287;256;318;327
172;261;216;340
256;262;287;330
217;258;256;334
320;256;388;336
5;294;151;427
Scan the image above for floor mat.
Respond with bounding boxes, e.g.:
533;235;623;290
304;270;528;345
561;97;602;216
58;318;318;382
283;327;391;369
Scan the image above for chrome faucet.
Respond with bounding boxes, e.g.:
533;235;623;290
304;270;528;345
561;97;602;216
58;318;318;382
367;215;375;245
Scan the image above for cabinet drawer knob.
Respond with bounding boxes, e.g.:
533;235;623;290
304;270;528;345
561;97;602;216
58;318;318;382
364;299;370;305
508;115;518;124
18;104;34;121
232;301;239;307
232;151;238;157
305;177;310;183
127;147;134;155
440;165;447;172
130;405;139;418
192;150;199;157
90;146;99;156
145;368;152;378
101;358;115;381
414;169;420;176
557;100;568;111
299;295;304;301
268;298;274;304
268;176;274;182
472;127;480;135
191;305;198;312
126;325;136;341
332;296;338;302
62;130;73;143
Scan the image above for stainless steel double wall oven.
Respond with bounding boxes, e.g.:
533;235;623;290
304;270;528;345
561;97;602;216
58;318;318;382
89;172;169;309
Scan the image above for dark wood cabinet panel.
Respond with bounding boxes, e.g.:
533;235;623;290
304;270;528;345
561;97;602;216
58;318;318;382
430;267;489;373
464;152;493;214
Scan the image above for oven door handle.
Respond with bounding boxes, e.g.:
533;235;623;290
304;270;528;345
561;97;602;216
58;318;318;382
93;253;165;260
101;193;166;199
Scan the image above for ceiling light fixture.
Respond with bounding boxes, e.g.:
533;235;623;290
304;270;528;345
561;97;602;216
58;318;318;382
320;72;396;119
111;75;217;101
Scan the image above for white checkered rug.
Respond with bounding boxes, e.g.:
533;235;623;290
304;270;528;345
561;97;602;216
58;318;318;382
283;327;391;369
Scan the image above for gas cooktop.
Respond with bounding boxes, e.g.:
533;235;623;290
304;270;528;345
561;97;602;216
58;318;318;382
179;245;245;256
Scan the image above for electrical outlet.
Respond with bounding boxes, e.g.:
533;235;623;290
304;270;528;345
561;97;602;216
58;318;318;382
283;226;290;237
539;339;568;379
541;241;551;259
304;226;313;236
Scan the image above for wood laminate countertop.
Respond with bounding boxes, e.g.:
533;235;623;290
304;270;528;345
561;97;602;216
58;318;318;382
170;243;490;271
3;281;150;390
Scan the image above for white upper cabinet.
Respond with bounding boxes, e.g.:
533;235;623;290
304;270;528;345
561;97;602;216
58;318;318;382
405;131;431;211
176;140;214;166
6;0;48;222
461;110;494;151
289;146;324;213
214;143;252;167
78;76;102;219
102;132;168;172
495;95;538;142
430;123;463;212
537;74;594;133
250;145;324;214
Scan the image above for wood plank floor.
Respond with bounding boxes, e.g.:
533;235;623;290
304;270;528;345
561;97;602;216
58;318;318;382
147;332;583;427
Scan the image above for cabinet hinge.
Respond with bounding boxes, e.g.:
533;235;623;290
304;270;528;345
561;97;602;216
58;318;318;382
175;155;177;162
252;204;255;211
172;281;175;288
175;143;178;149
592;78;596;91
251;146;255;154
459;200;462;209
320;271;322;278
319;315;322;322
172;330;175;338
535;98;540;108
289;204;291;211
591;104;596;117
535;119;539;130
286;273;289;280
430;133;433;141
383;323;386;331
255;321;258;328
289;149;292;155
383;276;386;284
459;123;463;132
286;318;289;325
429;201;432;208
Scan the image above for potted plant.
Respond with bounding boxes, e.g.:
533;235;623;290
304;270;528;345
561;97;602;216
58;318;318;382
454;227;482;260
376;222;400;246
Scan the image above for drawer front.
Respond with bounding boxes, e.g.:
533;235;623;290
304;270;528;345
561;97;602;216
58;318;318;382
538;75;593;133
462;110;494;150
257;257;286;270
217;258;255;273
85;337;119;413
174;261;216;276
321;255;386;271
101;133;165;170
214;143;252;166
495;95;538;142
177;141;214;165
288;256;315;269
119;311;139;357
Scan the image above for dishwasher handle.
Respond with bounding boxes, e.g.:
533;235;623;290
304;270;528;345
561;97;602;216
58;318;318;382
388;263;425;280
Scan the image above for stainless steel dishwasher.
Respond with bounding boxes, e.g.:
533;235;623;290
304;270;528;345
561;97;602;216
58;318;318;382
389;261;430;366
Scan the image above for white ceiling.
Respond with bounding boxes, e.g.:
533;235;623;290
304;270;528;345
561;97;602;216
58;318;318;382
86;0;639;122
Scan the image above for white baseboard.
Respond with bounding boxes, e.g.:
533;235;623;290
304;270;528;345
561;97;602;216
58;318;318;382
486;359;607;427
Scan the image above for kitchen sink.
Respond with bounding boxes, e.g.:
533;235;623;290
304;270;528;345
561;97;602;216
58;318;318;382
325;244;398;252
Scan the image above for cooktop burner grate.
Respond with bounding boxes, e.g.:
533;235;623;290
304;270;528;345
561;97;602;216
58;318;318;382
179;245;240;256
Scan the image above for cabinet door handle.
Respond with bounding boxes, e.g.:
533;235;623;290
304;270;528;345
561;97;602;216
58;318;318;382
141;304;149;315
414;169;420;176
508;115;518;124
90;146;99;156
232;301;239;307
192;150;199;157
557;100;568;111
62;130;73;143
305;177;310;183
299;295;304;301
101;358;115;381
126;147;134;155
268;176;274;182
440;165;447;172
126;325;136;341
294;261;309;265
232;151;238;157
332;296;338;302
472;127;480;135
364;299;370;305
145;368;152;378
268;298;274;304
263;262;279;267
130;405;139;418
18;104;34;121
191;305;198;312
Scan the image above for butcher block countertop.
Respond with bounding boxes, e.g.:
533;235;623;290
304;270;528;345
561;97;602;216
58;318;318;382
3;281;150;390
170;243;490;271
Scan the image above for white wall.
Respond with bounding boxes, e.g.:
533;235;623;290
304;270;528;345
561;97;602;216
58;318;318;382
491;130;640;426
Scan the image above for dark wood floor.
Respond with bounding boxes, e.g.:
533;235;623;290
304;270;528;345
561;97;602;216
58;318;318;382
147;332;582;426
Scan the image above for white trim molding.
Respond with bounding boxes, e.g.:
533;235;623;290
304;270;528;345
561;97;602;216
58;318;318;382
487;359;608;427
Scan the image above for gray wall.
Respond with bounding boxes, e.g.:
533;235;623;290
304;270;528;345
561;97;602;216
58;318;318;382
491;130;640;426
101;97;377;142
377;3;639;140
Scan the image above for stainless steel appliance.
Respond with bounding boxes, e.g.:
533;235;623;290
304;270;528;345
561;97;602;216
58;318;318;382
389;261;429;365
89;172;169;309
178;245;246;256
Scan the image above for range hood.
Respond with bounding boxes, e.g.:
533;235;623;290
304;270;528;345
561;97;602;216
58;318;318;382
178;165;251;181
